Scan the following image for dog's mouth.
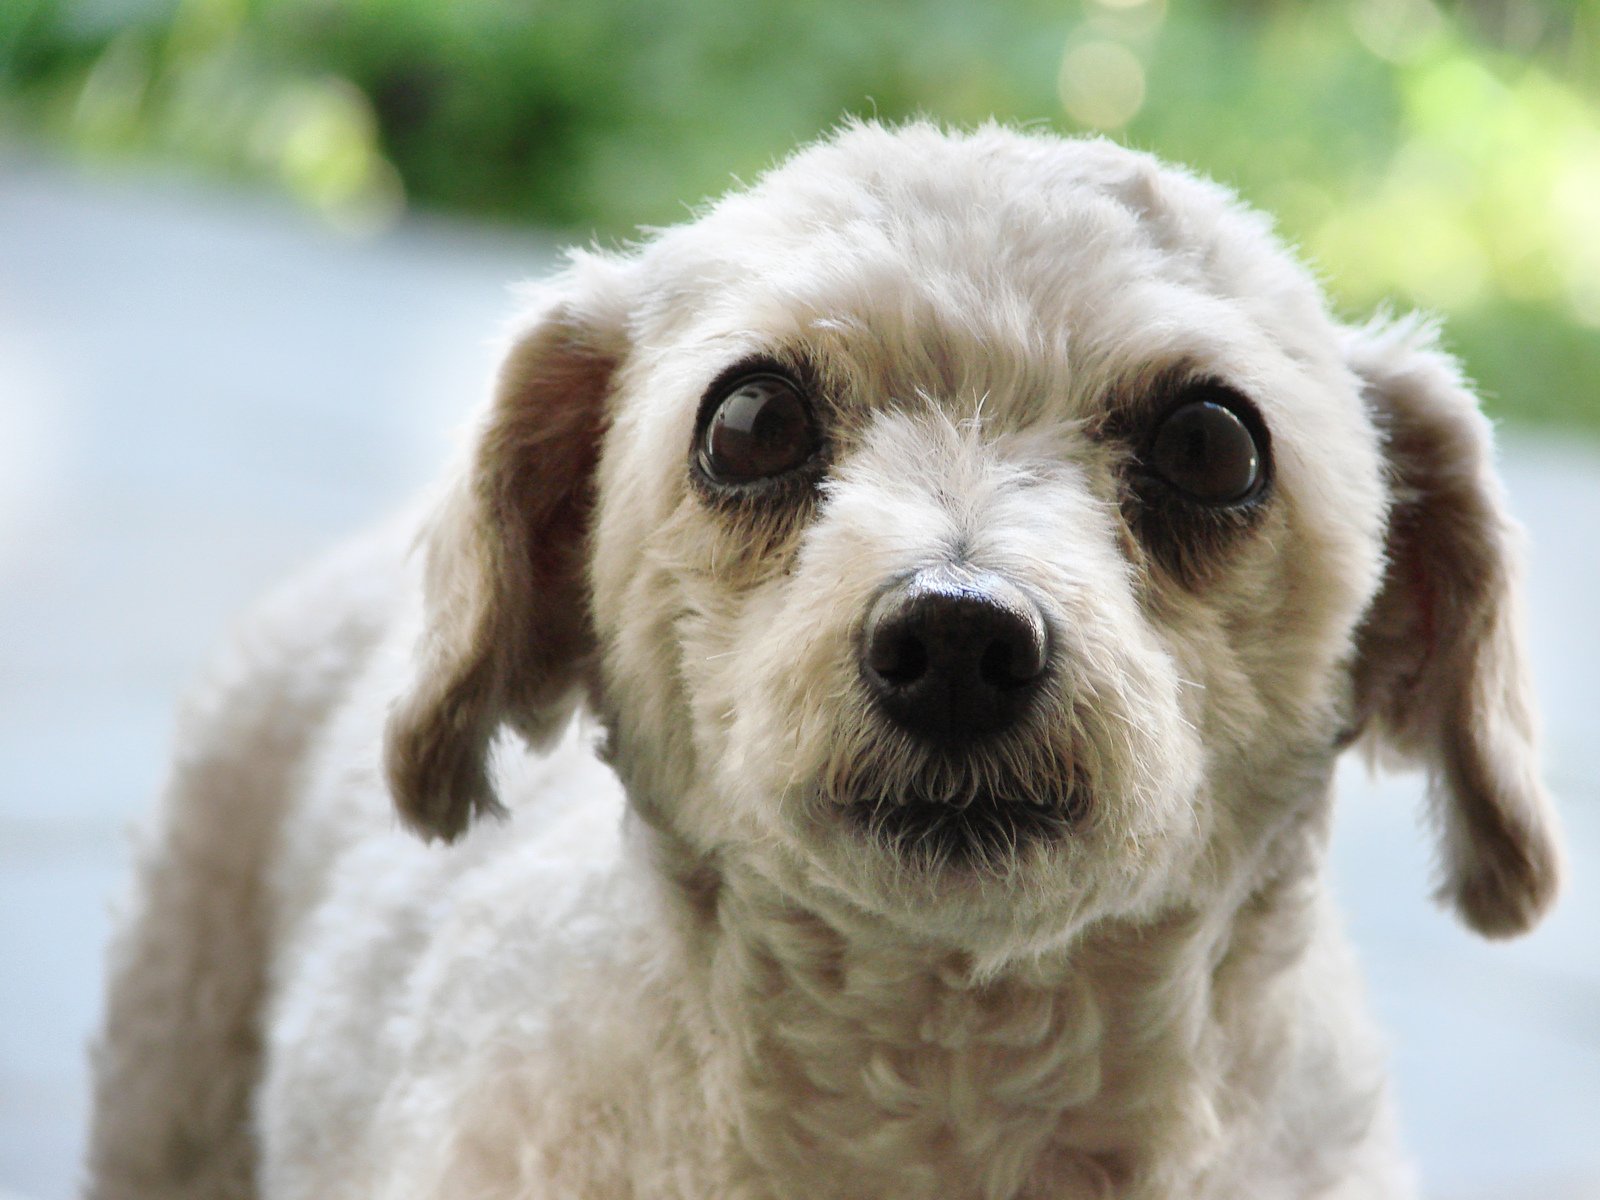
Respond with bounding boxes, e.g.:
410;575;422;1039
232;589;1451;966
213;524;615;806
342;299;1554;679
816;724;1092;873
844;784;1086;870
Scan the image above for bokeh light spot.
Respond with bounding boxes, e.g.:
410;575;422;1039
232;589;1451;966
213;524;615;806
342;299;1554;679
1058;41;1146;131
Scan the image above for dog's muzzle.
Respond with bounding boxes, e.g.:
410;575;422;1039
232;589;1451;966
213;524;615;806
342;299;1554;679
860;564;1050;747
843;565;1080;866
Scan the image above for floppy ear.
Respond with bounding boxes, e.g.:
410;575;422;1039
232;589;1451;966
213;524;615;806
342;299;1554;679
1345;315;1562;937
385;259;631;841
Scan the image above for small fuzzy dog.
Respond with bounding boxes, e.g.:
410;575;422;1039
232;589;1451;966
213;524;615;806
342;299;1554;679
88;122;1562;1199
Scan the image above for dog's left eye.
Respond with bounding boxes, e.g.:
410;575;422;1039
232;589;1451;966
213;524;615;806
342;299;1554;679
699;374;818;484
1147;390;1265;504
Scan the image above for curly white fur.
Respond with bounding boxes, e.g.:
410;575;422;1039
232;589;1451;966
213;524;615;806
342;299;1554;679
86;122;1562;1200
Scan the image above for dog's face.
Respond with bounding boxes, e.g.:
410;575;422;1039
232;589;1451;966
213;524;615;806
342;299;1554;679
386;124;1561;960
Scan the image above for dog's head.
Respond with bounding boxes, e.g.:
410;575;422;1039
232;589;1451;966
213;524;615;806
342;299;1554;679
385;122;1561;958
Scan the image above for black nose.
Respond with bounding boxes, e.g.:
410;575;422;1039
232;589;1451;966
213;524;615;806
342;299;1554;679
861;565;1050;746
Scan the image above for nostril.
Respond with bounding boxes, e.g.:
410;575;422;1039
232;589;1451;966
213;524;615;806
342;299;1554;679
979;623;1048;689
868;630;928;687
979;640;1018;689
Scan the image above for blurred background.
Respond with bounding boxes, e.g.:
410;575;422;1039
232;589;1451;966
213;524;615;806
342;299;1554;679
7;0;1600;429
0;1;1596;1198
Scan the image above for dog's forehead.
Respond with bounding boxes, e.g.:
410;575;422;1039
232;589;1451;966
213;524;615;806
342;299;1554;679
632;124;1345;423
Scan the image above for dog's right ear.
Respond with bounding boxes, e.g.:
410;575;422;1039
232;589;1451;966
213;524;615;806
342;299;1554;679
385;256;631;842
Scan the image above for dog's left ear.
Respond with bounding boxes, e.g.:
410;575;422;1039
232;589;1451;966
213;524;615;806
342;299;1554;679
1345;316;1562;937
385;257;632;842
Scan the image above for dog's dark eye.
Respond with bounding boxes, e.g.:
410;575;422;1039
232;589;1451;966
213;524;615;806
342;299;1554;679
700;374;817;484
1148;392;1263;504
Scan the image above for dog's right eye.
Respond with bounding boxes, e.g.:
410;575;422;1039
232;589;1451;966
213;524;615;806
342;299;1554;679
698;374;819;485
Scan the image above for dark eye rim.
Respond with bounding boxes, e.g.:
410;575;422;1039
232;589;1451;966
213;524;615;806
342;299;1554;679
1107;375;1276;590
688;354;829;502
1134;379;1274;510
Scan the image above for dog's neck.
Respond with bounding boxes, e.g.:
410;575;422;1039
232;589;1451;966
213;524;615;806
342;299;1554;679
661;833;1380;1200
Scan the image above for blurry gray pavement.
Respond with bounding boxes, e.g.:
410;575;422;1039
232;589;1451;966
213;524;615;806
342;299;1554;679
0;157;1595;1200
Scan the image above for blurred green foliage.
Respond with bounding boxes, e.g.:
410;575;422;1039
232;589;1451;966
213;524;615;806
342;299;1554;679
2;0;1597;434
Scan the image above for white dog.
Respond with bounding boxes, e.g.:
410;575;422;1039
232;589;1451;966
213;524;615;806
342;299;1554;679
87;122;1562;1200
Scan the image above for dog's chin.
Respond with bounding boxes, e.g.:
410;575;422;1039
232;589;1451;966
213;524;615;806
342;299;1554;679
797;784;1100;958
843;787;1086;875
